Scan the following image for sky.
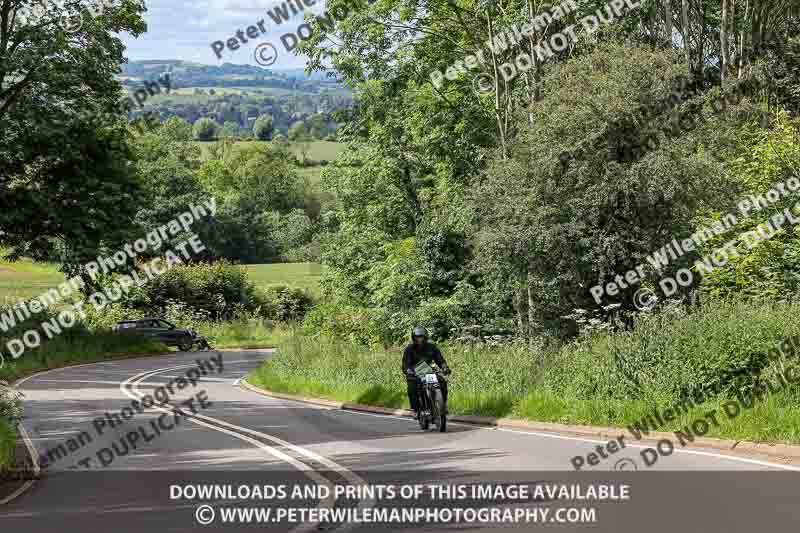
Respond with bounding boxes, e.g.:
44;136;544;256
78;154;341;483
119;0;329;69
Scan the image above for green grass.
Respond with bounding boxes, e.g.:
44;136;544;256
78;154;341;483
0;257;322;302
248;335;538;418
244;263;324;296
0;257;64;305
292;141;346;163
248;323;800;445
190;140;344;167
0;418;14;472
196;320;290;349
0;332;166;383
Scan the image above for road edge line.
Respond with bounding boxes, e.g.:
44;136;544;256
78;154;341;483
239;381;800;466
0;423;39;506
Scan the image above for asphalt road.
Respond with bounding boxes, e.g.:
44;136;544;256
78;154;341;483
2;350;800;532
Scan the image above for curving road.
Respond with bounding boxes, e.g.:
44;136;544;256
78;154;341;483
2;349;799;532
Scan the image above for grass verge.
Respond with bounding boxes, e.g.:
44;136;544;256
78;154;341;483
248;334;538;419
248;304;800;445
0;419;15;472
0;332;166;383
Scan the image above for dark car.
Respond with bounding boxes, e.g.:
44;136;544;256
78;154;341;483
112;318;209;351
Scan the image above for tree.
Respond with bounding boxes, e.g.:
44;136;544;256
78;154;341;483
221;121;241;139
0;0;147;263
2;115;143;279
193;118;218;141
288;121;308;141
161;116;193;141
253;115;274;140
308;113;327;139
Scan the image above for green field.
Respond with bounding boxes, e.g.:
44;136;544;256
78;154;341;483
0;258;323;304
243;263;325;296
191;140;345;165
0;258;67;305
291;141;346;162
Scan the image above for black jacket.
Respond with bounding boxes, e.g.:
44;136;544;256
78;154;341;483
402;342;448;375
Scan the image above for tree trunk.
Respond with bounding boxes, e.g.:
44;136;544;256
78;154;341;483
486;12;508;159
664;0;673;47
681;0;692;75
514;288;528;338
738;0;749;79
721;0;729;86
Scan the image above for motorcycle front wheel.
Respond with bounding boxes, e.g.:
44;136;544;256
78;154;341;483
417;392;430;430
432;389;446;432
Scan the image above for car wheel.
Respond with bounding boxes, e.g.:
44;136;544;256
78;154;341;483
178;337;193;352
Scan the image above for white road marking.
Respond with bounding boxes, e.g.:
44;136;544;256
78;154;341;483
238;376;800;472
122;363;375;533
0;424;38;506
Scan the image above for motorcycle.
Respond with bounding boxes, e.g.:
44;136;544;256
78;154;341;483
413;361;448;432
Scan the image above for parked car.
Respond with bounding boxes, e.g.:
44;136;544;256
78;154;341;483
112;318;211;351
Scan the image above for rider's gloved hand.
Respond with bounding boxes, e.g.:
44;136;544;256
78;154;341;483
405;368;416;378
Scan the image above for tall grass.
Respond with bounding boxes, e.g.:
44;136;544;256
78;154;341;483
249;335;540;418
249;299;800;444
0;419;16;472
0;332;165;382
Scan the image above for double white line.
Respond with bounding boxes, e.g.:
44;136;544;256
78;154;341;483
120;361;374;532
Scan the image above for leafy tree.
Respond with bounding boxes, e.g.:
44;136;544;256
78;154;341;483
308;113;327;139
160;116;193;141
193;118;218;141
0;0;147;266
253;115;274;141
221;121;241;139
288;121;308;141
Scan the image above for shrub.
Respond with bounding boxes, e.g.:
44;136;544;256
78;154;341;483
253;115;274;140
267;285;314;322
0;385;23;423
542;299;800;403
193;118;218;141
120;261;262;320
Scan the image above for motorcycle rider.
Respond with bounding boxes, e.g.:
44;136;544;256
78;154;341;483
403;326;451;419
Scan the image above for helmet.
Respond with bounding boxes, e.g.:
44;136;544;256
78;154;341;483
411;326;428;341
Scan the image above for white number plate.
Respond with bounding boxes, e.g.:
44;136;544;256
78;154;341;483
424;374;438;384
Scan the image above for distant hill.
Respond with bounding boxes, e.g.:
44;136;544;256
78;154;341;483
119;60;346;94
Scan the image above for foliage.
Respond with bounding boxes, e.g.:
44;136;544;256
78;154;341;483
193;117;218;141
117;261;266;320
288;121;308;141
0;329;165;383
221;121;241;139
250;333;541;417
0;418;15;472
253;115;274;141
542;299;800;403
696;114;800;301
0;385;22;423
160;116;194;141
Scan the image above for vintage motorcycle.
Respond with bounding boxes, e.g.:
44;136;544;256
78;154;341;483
413;361;449;432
